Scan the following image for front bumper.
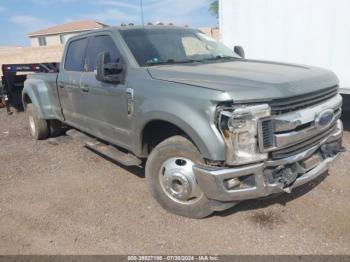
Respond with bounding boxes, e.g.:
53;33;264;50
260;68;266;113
193;120;344;202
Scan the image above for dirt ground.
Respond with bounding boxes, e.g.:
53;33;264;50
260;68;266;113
0;108;349;255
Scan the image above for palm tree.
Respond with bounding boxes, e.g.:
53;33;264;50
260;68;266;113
209;0;219;19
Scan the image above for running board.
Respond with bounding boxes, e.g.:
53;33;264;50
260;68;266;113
66;129;142;167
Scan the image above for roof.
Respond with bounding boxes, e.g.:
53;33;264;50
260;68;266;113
28;20;108;37
116;25;194;31
61;25;197;42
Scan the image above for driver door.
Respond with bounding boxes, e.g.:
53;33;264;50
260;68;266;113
79;33;132;149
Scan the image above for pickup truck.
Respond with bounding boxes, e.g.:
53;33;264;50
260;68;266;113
23;25;344;218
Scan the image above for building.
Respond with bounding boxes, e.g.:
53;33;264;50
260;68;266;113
28;20;107;47
198;27;219;41
219;0;350;93
1;22;220;76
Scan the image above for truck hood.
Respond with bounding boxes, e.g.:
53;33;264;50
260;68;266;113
147;60;339;102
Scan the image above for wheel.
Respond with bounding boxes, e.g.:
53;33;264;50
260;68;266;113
145;136;213;218
26;104;49;140
49;120;63;137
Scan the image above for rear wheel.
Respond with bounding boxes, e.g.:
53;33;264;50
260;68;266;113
145;136;213;218
49;120;63;137
27;104;49;140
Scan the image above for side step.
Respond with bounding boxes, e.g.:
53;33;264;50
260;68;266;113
66;129;142;167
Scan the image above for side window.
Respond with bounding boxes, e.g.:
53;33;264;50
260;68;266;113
64;38;88;71
85;35;121;72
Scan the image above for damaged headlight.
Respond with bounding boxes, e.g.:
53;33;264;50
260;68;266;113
218;104;271;165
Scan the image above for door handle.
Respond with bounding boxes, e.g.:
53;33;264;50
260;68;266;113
81;85;90;92
126;88;134;118
57;81;65;89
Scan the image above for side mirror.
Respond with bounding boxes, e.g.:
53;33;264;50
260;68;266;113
234;45;245;59
95;52;124;83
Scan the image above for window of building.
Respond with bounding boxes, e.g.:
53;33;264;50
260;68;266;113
38;36;47;46
64;38;88;71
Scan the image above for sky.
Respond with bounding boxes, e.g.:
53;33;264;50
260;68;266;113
0;0;218;46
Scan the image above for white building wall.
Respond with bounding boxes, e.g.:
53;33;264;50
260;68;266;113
30;37;39;47
46;35;62;46
220;0;350;91
29;32;80;47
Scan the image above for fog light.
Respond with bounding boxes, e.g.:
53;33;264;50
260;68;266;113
225;178;240;189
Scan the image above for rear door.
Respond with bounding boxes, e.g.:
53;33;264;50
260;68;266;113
57;37;88;129
79;33;132;149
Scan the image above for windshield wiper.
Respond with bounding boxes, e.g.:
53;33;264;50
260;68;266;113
145;58;199;66
200;56;239;62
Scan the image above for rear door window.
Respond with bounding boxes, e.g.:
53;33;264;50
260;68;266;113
85;35;121;72
64;38;88;71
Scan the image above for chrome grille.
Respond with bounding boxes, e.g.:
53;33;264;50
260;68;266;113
270;85;339;115
259;88;341;155
271;124;337;160
260;119;274;149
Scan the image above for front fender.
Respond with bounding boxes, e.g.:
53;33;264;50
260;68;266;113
135;103;226;162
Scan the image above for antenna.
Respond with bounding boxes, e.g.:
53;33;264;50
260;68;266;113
140;0;145;27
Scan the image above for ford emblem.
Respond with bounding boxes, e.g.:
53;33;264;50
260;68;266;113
316;109;334;128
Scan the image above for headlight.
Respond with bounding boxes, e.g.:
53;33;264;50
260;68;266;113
218;104;271;165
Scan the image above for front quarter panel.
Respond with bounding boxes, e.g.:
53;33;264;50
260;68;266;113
129;69;231;161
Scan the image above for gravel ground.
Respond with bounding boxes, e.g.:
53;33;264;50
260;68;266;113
0;108;349;255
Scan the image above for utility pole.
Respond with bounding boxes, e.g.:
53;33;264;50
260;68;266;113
140;0;145;27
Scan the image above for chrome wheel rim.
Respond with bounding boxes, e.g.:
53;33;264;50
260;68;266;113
28;114;36;136
159;157;203;204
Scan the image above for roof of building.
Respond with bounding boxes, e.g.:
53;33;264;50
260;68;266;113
28;20;108;37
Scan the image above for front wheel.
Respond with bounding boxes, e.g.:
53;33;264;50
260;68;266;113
145;136;213;218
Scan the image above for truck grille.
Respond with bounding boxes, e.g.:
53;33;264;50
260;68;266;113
261;119;274;149
259;89;341;159
271;123;337;160
270;85;339;115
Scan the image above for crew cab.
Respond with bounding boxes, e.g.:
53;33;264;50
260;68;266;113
23;26;344;218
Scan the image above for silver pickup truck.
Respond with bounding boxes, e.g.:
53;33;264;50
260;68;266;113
23;25;344;218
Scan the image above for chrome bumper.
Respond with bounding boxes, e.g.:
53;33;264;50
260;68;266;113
193;120;343;202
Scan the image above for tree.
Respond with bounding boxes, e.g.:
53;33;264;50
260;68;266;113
209;0;219;19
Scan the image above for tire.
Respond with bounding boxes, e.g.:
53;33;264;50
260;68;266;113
145;135;213;218
26;104;49;140
49;120;63;137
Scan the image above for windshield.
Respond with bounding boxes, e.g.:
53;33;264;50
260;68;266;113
120;28;240;66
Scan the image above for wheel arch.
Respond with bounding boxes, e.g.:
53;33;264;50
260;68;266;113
141;120;195;154
136;112;225;161
22;93;32;108
22;85;45;119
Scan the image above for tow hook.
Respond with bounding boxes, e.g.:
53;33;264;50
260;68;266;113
273;164;299;193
